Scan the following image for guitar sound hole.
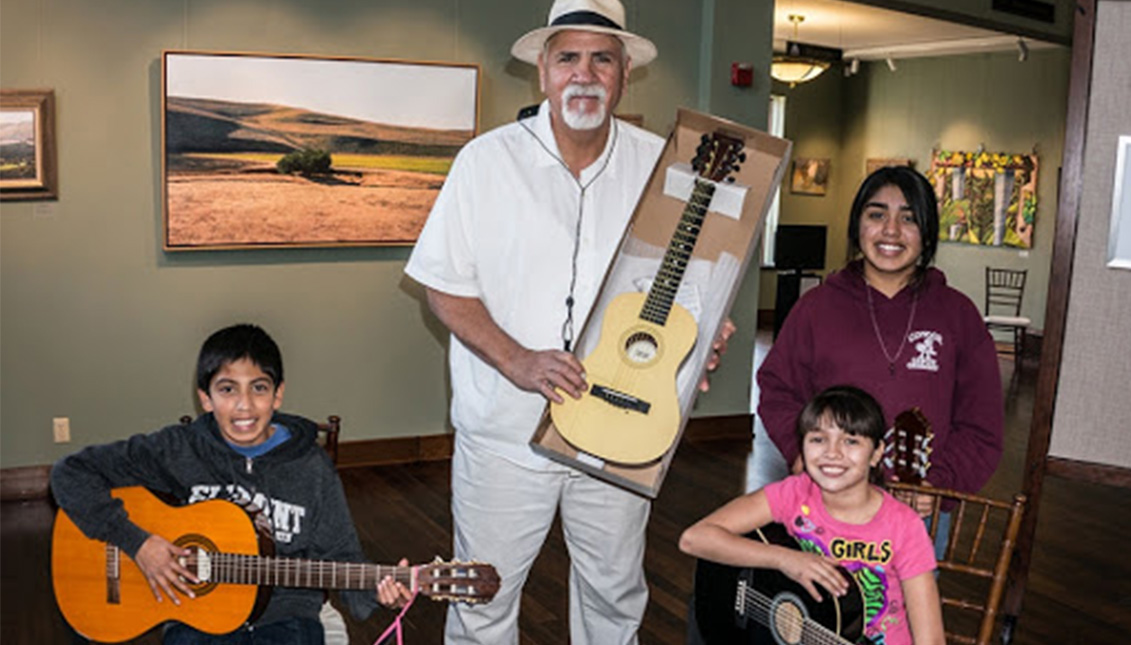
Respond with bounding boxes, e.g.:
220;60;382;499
623;332;658;365
174;534;220;595
771;596;805;644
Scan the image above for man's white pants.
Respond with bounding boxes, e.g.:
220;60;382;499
445;440;651;645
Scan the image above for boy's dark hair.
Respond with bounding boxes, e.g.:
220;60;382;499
846;166;940;282
794;385;887;450
195;324;284;392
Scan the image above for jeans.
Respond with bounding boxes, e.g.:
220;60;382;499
163;618;324;645
928;510;953;560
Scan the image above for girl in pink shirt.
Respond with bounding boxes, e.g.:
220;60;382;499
681;385;944;645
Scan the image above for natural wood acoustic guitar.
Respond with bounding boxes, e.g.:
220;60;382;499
551;132;746;464
52;487;499;643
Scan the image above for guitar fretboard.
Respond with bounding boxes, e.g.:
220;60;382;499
198;552;412;590
640;179;716;325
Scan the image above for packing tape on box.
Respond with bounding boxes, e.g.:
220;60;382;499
663;162;748;220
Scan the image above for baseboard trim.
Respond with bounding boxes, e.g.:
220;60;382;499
337;433;455;469
3;418;751;494
0;465;51;502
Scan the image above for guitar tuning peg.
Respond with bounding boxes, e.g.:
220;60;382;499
725;177;735;184
738;152;747;163
700;133;710;144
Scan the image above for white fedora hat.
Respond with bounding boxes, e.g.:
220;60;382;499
511;0;657;67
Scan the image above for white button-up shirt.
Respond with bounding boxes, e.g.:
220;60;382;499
406;100;665;469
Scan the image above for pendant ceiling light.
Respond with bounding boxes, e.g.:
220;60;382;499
771;15;830;87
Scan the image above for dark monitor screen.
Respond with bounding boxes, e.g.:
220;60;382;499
774;225;827;271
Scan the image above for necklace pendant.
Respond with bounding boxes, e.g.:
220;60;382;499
889;362;896;376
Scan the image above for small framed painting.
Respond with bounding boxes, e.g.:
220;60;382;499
1;89;58;201
790;158;829;196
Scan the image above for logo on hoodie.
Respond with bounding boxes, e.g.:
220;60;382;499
188;484;307;544
906;330;942;372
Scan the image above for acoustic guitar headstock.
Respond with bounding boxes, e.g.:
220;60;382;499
883;407;933;484
691;131;746;184
416;559;500;604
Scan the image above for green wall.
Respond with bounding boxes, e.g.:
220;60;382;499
0;0;774;468
759;47;1070;330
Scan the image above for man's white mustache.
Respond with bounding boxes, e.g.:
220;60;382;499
563;84;607;101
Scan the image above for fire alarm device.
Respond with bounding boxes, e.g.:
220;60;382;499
731;62;753;87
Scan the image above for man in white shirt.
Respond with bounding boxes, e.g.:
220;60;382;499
407;1;729;643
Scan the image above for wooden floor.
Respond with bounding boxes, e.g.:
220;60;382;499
4;359;1131;644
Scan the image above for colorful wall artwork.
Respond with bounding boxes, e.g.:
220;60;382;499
929;149;1038;249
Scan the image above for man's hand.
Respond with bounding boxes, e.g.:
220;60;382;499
377;558;414;609
698;318;737;392
134;534;198;605
778;548;849;602
505;347;587;404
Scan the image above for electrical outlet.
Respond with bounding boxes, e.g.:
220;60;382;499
53;417;71;443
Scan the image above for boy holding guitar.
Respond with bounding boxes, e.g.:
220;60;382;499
50;324;411;643
680;386;944;645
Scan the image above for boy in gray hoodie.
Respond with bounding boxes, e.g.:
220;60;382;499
52;323;408;643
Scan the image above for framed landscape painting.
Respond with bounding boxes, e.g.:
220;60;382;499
1;89;58;201
162;51;479;249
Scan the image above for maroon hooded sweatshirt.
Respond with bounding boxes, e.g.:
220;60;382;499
757;261;1004;494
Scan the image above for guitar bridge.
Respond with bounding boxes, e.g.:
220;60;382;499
589;384;651;414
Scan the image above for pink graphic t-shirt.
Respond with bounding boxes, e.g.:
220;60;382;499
764;473;936;645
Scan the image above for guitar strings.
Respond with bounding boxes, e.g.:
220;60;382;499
735;585;857;645
187;551;416;589
610;180;713;399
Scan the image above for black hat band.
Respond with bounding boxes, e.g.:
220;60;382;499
550;10;623;31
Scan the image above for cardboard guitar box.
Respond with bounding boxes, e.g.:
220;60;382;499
530;108;792;498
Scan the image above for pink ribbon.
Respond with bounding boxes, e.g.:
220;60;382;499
373;589;419;645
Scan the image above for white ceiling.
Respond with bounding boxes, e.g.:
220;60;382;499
773;0;1062;61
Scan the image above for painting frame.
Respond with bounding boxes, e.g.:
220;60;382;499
790;158;829;196
162;50;480;250
1;89;58;201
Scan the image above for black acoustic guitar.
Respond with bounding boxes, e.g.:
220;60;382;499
693;523;875;645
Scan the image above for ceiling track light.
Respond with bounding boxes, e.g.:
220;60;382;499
1017;38;1030;62
886;57;897;72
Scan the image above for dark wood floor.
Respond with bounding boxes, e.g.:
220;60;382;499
4;359;1130;644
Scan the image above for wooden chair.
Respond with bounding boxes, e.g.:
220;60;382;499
983;268;1031;358
180;414;341;465
888;482;1027;645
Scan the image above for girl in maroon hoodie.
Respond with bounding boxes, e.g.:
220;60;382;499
754;166;1004;546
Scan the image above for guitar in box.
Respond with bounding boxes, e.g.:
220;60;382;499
551;132;746;465
694;523;876;645
52;487;499;643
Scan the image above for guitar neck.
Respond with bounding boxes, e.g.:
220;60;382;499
640;178;715;325
202;552;412;591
